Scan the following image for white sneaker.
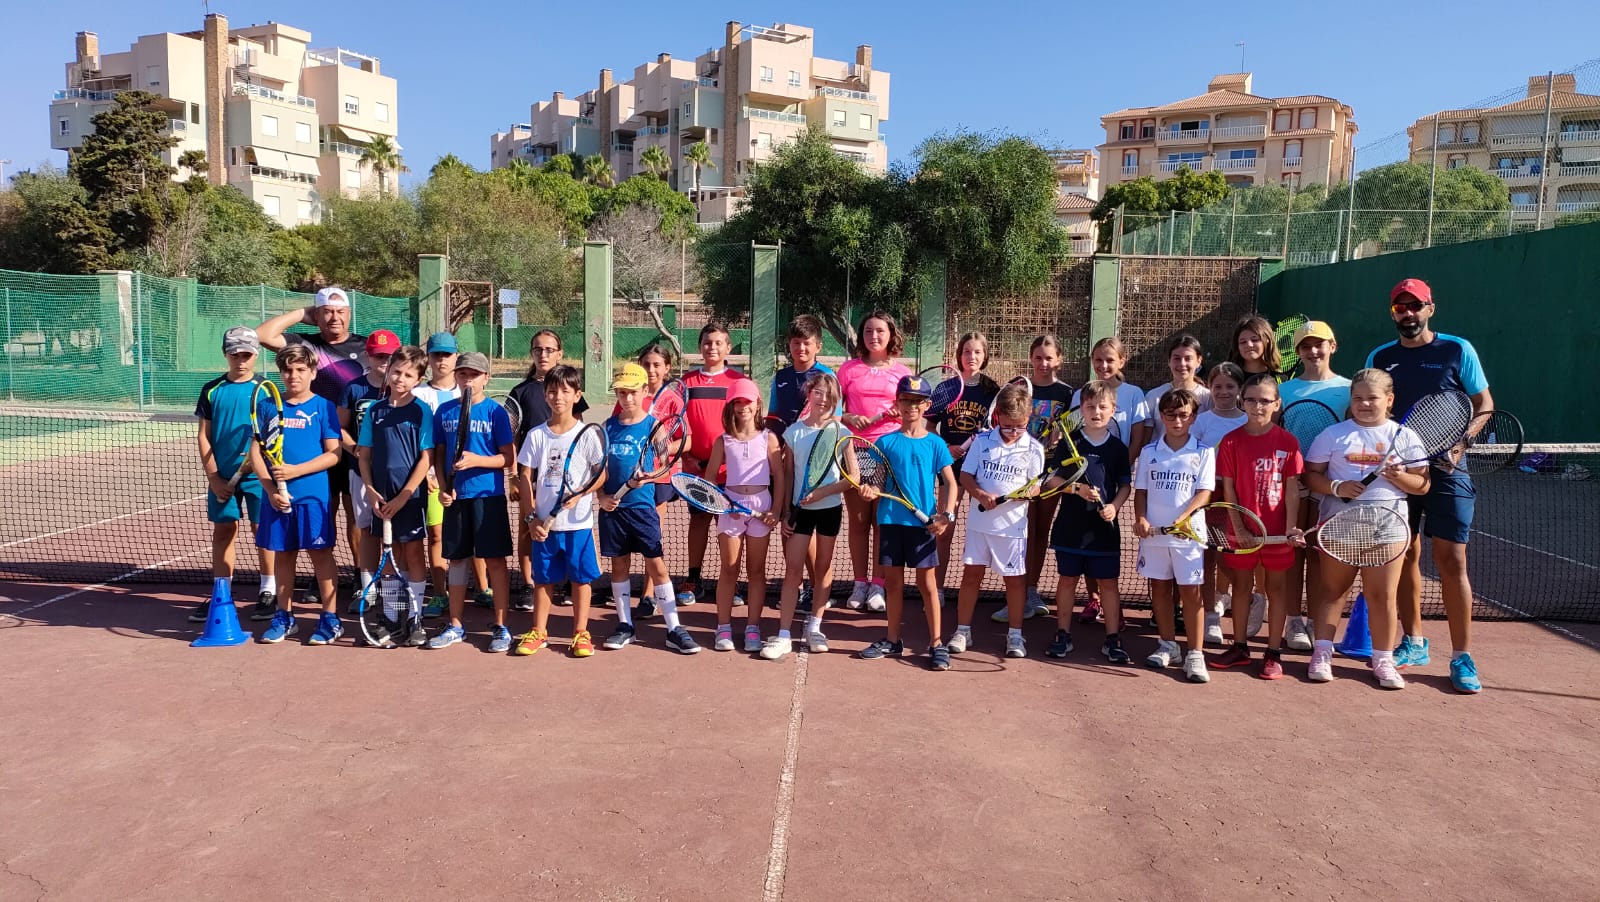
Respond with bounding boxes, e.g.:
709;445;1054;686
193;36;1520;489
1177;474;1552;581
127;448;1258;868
865;583;886;613
760;636;793;660
1184;649;1210;683
805;630;829;653
1372;657;1406;690
947;629;971;655
1308;646;1334;682
1024;587;1049;618
1285;616;1313;652
1146;639;1182;669
1204;611;1225;647
1005;633;1026;658
846;581;868;611
1247;593;1267;638
1213;592;1230;615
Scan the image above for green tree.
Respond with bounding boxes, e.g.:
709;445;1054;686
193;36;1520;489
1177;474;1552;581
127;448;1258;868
310;193;423;296
542;154;577;176
359;135;406;195
1090;168;1231;251
581;154;615;188
1323;162;1510;250
68;90;178;252
638;144;672;180
591;175;697;237
683;141;714;197
494;158;593;238
430;153;473;180
590;204;691;356
1156;166;1231;213
0;167;115;273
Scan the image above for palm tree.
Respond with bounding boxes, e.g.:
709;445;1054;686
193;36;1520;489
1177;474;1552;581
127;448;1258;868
359;135;407;195
684;141;713;200
639;144;671;180
581;154;615;187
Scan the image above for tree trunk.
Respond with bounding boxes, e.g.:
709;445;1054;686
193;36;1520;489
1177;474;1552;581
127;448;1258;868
821;308;855;359
636;297;685;359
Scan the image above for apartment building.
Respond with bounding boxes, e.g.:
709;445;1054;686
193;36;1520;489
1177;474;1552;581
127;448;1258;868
49;14;399;229
490;21;890;222
1097;73;1356;191
1050;149;1099;253
1405;74;1600;221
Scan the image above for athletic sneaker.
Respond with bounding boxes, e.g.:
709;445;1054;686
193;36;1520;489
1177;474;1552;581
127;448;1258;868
1079;594;1102;624
665;626;702;655
805;631;829;654
1394;635;1431;669
428;624;466;649
604;624;636;650
1259;655;1284;680
1285;616;1313;652
1102;636;1130;664
797;582;813;614
859;638;903;659
1247;593;1267;638
1307;646;1335;682
423;595;447;620
928;644;951;671
512;586;534;613
1024;587;1050;619
570;630;594;658
760;636;793;660
473;589;493;609
188;599;212;623
404;619;428;648
251;591;278;621
676;580;700;606
946;629;971;655
845;581;868;611
1203;610;1225;647
1184;650;1210;683
733;594;746;609
1450;653;1482;694
488;625;513;653
865;583;886;613
1046;629;1073;659
634;596;656;620
553;589;572;607
260;610;296;643
1372;657;1405;690
713;628;735;652
308;612;344;646
1212;643;1251;669
1145;639;1182;669
744;625;763;653
512;628;548;657
1005;632;1027;659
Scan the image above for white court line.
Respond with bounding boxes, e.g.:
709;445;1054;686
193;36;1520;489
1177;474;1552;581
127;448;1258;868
1472;529;1600;572
0;549;207;622
762;649;810;902
0;495;203;550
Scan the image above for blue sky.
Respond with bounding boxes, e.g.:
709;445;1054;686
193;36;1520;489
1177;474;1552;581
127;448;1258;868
4;0;1599;188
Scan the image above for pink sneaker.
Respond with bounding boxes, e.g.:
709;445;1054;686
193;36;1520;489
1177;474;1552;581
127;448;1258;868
1372;657;1406;690
1308;646;1334;683
1078;594;1103;624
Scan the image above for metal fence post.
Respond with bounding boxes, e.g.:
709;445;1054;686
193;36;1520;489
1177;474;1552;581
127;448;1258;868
4;287;12;402
135;272;147;411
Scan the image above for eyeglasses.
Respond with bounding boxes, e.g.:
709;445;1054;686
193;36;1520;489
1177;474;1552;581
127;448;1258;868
531;346;561;355
997;424;1028;435
1240;397;1276;406
1391;299;1429;314
1159;410;1194;421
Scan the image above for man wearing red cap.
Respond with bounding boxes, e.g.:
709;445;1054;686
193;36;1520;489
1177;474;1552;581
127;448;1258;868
1366;278;1493;693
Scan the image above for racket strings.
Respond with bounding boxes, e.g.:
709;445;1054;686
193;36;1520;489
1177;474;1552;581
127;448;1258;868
1204;506;1266;552
805;428;838;493
1405;393;1473;452
1320;506;1410;567
670;474;734;515
852;448;891;490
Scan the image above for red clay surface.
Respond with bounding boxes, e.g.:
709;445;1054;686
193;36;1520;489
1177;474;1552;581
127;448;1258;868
2;582;1598;901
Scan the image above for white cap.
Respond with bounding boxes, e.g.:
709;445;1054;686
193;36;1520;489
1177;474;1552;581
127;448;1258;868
314;286;350;308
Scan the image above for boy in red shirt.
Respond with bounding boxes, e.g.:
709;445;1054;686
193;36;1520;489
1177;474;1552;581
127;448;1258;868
1212;373;1304;679
677;322;743;604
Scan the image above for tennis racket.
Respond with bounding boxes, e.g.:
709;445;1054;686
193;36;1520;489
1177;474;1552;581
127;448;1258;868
1275;504;1410;568
1280;399;1340;454
224;376;268;491
1275;313;1309;381
799;421;845;501
355;518;411;648
501;392;522;438
613;413;687;504
671;472;758;517
651;377;686;419
251;379;290;503
1162;502;1269;552
1357;390;1473;487
1456;408;1523;474
976;416;1088;512
536;423;607;531
834;434;931;525
864;365;961;427
961;374;1031;452
442;382;475;495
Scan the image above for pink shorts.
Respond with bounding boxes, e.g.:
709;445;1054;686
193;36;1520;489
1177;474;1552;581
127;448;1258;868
718;488;772;538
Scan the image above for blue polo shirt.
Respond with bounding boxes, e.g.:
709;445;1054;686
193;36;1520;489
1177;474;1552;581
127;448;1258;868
1365;332;1487;417
357;397;434;498
769;361;837;428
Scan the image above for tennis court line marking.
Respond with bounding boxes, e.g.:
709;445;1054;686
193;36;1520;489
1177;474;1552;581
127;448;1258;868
1477;593;1600;653
1471;528;1599;572
0;550;205;621
0;496;202;550
761;648;810;902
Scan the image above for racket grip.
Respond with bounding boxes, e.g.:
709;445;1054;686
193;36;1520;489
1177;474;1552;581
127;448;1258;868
381;518;393;545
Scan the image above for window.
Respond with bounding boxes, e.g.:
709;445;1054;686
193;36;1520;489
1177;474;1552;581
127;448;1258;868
260;195;281;217
374;102;389;123
1172;119;1206;134
858;113;873;131
228;147;238;166
1227;148;1257;159
1511;190;1537;205
1281;173;1301;189
1283;139;1302;160
682;101;691;118
1461;122;1480;142
788;70;801;87
756;131;772;148
345;168;361;189
1274;110;1292;132
261;115;278;137
1438;123;1457;144
190;102;200;124
1299;108;1316;129
1123;150;1138;166
832;109;846;127
1141;121;1155;139
297;200;313;221
58;118;69;136
295;121;311;144
1447;155;1467;169
145;65;160;87
344;94;359;115
759;66;774;83
1119;121;1135;140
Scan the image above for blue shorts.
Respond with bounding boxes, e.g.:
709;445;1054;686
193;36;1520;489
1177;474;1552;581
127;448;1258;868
878;523;938;569
207;482;262;525
654;482;677;506
366;495;428;545
1055;549;1119;580
257;497;336;553
1408;471;1475;544
599;505;664;559
533;528;602;587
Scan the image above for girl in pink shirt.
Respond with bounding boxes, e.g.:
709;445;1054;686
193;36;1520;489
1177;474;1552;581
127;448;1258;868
836;311;912;612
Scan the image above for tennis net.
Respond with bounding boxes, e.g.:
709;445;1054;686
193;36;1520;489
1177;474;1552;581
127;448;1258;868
3;404;1597;623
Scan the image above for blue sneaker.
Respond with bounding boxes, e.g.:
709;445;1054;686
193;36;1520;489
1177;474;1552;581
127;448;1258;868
488;625;514;653
308;612;344;645
1450;653;1482;693
259;610;296;643
1394;635;1430;669
427;624;465;649
423;596;447;619
859;638;903;660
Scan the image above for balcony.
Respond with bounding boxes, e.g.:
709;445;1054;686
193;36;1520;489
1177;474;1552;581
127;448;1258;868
1437;136;1483;149
232;83;317;110
1120;165;1140;177
1158;159;1205;172
238;164;317;186
1212;124;1267;141
1556;200;1600;213
680;77;718;90
637;125;672;136
1510;203;1540;215
1281;156;1303;169
1559;130;1600;146
168;118;188;133
1557;163;1600;179
816;86;877;103
743;107;807;124
52;88;126;102
321;140;364;156
1156;128;1210;145
574;116;594;126
1493;166;1541;183
1490;132;1542;149
1213;157;1259;172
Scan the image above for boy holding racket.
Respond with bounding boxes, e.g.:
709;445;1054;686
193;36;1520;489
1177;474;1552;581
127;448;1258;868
424;353;517;652
340;329;399;612
514;365;606;658
195;327;278;624
255;344;343;645
1133;389;1215;682
357;346;435;647
679;322;743;605
858;375;958;671
596;363;698;654
410;332;461;619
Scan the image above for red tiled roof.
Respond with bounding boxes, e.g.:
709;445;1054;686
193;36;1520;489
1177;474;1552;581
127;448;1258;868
1055;193;1097;213
1150;90;1272;114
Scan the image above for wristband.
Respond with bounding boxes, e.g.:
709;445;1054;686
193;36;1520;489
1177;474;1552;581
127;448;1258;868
1330;479;1343;495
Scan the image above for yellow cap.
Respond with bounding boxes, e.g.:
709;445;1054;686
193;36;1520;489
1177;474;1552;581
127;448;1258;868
1292;320;1336;347
612;361;648;390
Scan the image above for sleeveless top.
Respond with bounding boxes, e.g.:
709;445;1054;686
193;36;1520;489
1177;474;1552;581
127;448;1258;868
722;432;770;487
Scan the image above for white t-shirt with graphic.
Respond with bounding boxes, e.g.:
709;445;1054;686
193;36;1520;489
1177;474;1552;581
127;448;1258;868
1305;419;1425;503
517;423;605;531
1134;434;1216;548
1192;408;1248;449
962;429;1046;538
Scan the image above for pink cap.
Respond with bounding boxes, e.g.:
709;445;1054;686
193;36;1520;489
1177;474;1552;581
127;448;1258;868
728;378;760;405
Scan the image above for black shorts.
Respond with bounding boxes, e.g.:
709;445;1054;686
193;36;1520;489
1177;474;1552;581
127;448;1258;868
790;505;843;537
654;482;677;506
329;457;352;497
878;523;938;569
599;505;664;559
441;495;514;561
366;494;427;544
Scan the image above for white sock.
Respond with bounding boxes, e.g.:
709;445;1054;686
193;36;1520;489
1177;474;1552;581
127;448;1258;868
613;581;633;626
1008;627;1023;641
805;615;822;635
260;575;277;594
956;624;973;635
408;580;429;617
778;628;791;640
1314;638;1334;653
360;570;374;588
656;584;680;629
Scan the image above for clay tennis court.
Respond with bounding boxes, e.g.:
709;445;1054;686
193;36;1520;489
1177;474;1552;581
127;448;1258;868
3;580;1597;901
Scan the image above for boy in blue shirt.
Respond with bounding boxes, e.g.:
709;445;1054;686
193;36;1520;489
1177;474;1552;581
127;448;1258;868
425;352;517;652
194;326;278;624
256;344;344;644
339;329;398;612
858;375;958;671
357;345;435;647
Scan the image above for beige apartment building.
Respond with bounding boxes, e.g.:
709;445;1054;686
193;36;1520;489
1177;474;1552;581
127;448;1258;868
1050;149;1099;254
1098;74;1356;191
490;21;890;223
50;14;399;229
1405;74;1600;221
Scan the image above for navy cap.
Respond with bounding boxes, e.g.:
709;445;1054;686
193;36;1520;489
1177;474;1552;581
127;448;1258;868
896;374;932;399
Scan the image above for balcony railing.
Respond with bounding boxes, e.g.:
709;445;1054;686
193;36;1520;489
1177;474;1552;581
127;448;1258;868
321;140;364;156
1510;203;1540;214
1557;163;1600;179
816;86;877;102
1212;124;1266;140
1281;156;1303;169
1493;166;1540;181
574;116;594;126
1437;136;1483;148
743;107;807;124
1559;130;1600;146
1556;200;1600;213
1120;165;1140;177
1489;132;1542;148
1157;128;1210;145
1213;157;1259;172
231;83;316;109
240;164;318;186
168;118;187;132
637;125;672;136
53;87;128;102
679;77;717;89
1158;159;1205;172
